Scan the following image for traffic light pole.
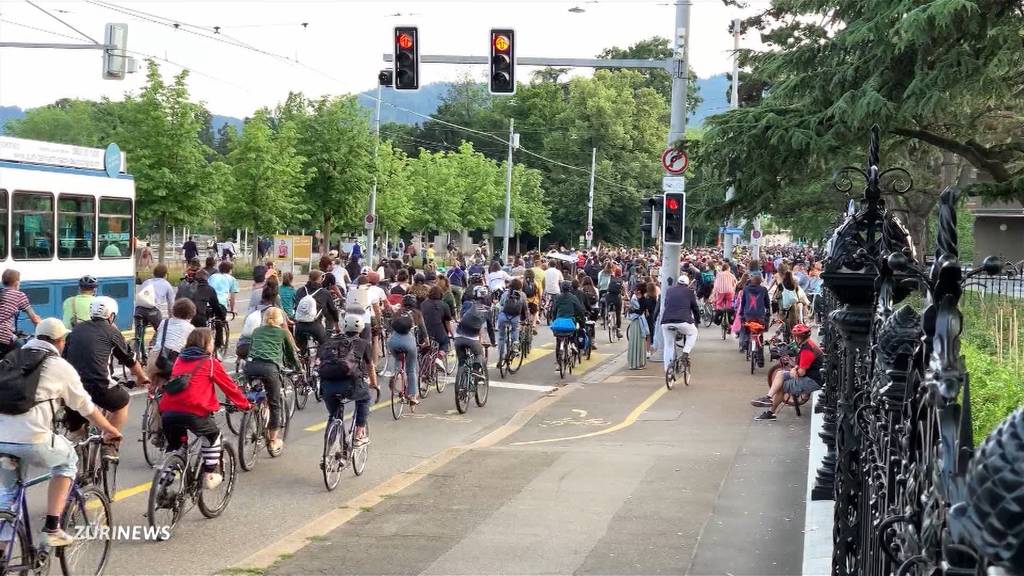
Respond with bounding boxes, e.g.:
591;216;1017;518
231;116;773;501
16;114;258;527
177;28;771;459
366;81;383;268
586;147;596;249
722;18;741;261
501;118;515;264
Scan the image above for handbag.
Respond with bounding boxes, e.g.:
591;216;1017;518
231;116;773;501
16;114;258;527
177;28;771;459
154;321;177;378
163;358;208;395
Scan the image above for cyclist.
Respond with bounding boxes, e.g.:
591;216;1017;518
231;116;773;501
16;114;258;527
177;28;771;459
523;269;542;331
63;297;151;460
208;261;241;315
175;258;201;301
279;272;298;319
454;286;495;377
0;269;41;357
188;271;228;351
446;261;467;305
421;286;454;356
387;294;428;405
409;272;431;305
738;273;771;363
61;275;97;329
660;276;700;370
550;281;587;357
543;261;564;309
0;318;121;547
159;328;250;489
487;261;510;297
147;298;197;388
496;278;528;366
752;323;822;421
320;315;375;445
294;270;340;354
243;307;298;453
605;269;626;340
462;273;486;307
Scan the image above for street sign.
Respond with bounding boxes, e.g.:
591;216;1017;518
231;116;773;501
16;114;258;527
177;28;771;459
662;176;684;193
364;213;375;229
661;148;689;175
752;229;762;240
585;228;593;240
719;226;744;235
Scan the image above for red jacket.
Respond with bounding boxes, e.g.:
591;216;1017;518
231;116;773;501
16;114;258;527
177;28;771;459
159;353;250;417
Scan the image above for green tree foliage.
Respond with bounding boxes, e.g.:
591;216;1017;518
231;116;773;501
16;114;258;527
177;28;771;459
375;142;414;234
224;109;310;262
700;0;1024;229
4;98;124;146
597;36;701;114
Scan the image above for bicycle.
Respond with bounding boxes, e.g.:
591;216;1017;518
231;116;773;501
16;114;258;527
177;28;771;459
496;322;523;378
320;395;368;491
664;326;692;390
605;303;620;344
519;320;534;359
0;437;113;576
745;320;768;375
417;339;451;396
224;358;246;436
236;377;290;471
146;422;238;541
699;298;715;328
294;343;320;410
75;423;121;501
453;346;489;414
717;307;735;341
765;332;811;416
553;329;578;379
140;390;164;467
389;351;412;419
208;312;236;361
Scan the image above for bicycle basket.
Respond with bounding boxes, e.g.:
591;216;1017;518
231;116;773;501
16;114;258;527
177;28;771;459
744;320;766;335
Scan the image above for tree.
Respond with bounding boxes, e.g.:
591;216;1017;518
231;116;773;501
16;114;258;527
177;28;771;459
406;149;463;234
375;142;414;235
4;98;124;147
118;60;219;262
597;36;702;114
224;109;309;263
700;0;1024;231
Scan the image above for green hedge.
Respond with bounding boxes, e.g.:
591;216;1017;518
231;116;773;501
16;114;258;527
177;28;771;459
963;340;1024;442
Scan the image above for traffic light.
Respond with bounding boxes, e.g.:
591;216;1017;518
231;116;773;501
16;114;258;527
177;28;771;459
641;206;653;236
378;69;394;87
663;192;685;245
103;23;128;80
393;27;419;90
489;29;516;94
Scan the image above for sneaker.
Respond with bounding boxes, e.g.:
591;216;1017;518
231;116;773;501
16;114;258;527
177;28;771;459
41;528;74;547
434;357;446;371
754;410;777;421
101;443;120;462
354;435;370;447
682;351;690;365
203;472;223;490
268;439;284;453
750;398;772;408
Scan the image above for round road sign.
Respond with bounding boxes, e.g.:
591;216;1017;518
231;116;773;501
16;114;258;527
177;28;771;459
661;148;689;175
364;213;375;229
752;229;762;240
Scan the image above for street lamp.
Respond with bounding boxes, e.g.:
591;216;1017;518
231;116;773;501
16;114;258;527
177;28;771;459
568;6;585;13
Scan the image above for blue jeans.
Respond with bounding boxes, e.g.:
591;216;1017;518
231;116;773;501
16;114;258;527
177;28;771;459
387;333;419;398
496;313;520;359
0;437;79;511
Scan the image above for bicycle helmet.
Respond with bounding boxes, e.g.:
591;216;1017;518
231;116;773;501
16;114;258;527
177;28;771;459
89;296;118;320
413;272;426;283
79;275;98;290
343;314;365;334
469;273;484;285
402;294;418;308
473;285;490;300
791;323;812;337
559;281;573;293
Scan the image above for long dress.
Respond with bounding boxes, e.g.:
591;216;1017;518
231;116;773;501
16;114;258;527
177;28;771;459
626;296;649;370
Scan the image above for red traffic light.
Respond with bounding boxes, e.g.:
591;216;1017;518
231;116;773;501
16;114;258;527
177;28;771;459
666;197;680;211
397;32;414;50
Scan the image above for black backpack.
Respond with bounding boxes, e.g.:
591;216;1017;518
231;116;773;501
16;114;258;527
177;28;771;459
0;347;55;415
524;278;538;298
391;311;415;335
607;277;624;296
318;335;362;380
176;278;197;301
458;306;487;334
502;291;524;317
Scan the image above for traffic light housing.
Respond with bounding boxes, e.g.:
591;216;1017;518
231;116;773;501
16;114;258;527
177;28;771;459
663;192;685;245
489;29;515;94
103;23;128;80
378;69;394;87
393;27;419;90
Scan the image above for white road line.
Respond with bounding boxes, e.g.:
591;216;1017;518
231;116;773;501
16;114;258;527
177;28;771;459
489;381;557;392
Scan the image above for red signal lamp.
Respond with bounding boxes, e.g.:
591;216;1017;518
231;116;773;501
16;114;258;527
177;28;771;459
666;197;680;211
397;32;414;50
493;34;510;52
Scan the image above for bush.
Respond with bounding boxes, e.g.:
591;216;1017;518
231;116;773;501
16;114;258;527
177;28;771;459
136;260;255;283
963;340;1024;442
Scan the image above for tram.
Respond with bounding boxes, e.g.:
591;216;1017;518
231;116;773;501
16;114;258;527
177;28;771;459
0;136;136;330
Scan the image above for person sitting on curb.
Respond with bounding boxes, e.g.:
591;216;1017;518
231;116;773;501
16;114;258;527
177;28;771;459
751;323;822;421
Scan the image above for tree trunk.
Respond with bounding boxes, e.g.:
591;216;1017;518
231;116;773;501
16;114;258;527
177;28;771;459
158;215;167;264
252;234;260;266
322;212;334;258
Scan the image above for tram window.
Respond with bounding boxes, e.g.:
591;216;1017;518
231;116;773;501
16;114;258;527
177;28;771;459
61;284;77;302
0;190;7;260
100;282;129;299
58;195;95;259
98;198;132;259
22;287;49;306
12;192;54;261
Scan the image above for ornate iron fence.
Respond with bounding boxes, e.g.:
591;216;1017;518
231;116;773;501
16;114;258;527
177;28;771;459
814;126;1024;576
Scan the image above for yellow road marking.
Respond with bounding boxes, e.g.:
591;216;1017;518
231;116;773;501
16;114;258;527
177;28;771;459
488;347;553;369
113;481;152;501
509;383;667;446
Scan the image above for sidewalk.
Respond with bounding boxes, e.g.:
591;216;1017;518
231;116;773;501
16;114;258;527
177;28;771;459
266;325;812;575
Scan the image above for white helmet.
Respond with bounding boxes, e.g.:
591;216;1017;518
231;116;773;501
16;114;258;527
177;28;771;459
89;296;119;320
343;314;365;334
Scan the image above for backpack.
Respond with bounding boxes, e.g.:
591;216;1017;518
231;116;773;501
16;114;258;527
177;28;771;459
294;288;322;323
241;308;265;338
502;291;524;317
457;306;487;335
135;283;157;308
176;278;197;301
523;278;538;298
780;287;797;311
701;271;714;285
391;310;414;335
318;334;362;380
607;277;624;296
0;347;54;415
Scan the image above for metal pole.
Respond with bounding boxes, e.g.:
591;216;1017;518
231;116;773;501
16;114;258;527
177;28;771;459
502;118;515;263
586;147;597;249
722;18;741;261
367;82;382;268
654;0;692;360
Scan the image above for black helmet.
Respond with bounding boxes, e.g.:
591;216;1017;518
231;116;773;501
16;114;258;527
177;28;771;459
402;294;418;308
414;272;426;283
559;281;573;293
79;275;98;289
469;273;484;285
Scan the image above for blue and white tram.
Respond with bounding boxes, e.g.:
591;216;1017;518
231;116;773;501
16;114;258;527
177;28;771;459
0;136;136;331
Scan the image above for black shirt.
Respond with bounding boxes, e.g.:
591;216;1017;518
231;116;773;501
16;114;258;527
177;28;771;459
190;280;226;327
421;299;452;342
183;240;198;260
65;319;136;388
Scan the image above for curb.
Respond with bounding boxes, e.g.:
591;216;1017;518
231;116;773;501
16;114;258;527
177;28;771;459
802;390;833;575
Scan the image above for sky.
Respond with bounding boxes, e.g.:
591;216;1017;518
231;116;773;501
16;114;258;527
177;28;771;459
0;0;768;117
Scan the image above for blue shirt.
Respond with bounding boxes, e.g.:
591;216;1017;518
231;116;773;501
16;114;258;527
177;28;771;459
208;273;239;308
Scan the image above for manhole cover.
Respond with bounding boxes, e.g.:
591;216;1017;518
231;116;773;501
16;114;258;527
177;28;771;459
638;409;682;421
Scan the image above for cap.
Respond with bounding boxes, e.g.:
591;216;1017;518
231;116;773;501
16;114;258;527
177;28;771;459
36;317;68;340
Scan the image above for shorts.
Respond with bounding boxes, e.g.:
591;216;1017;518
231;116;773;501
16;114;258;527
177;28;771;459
0;436;79;481
62;381;131;432
782;371;821;396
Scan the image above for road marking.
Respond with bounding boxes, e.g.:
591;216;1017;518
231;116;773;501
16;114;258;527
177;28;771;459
490;381;557;392
572;409;588;418
233;381;577;571
509;384;668;446
488;347;553;369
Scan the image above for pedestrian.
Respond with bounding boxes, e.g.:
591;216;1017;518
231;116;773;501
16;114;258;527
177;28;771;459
182;236;199;264
137;241;154;271
626;284;649;369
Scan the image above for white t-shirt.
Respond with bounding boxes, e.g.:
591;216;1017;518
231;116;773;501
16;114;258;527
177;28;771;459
544;268;564;295
152;318;195;353
345;285;387;326
487;270;511;292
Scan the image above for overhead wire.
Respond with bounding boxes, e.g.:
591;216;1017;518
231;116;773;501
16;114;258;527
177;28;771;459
24;0;98;43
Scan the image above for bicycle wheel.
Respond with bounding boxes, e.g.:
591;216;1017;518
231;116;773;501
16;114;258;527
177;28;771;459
375;334;390;376
321;418;344;491
475;367;489;407
350;420;367;477
683;358;691;386
665;361;675;390
497;348;508;379
218;323;231;361
284;382;297;426
60;486;112;574
556;339;565;379
418;358;431;399
3;519;30;575
509;339;524;374
199;443;236;518
702;303;714;328
146;454;186;541
454;366;470;414
390;372;405;420
101;458;117;502
606;313;614;344
750;341;758;374
141;399;158;467
237;410;259;471
436;351;451;393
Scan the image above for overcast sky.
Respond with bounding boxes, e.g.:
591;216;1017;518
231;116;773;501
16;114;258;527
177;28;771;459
0;0;767;117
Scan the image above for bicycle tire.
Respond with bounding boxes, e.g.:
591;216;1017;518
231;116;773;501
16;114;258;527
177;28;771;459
321;418;344;491
141;398;158;467
225;376;245;435
285;383;297;426
219;323;231;361
237;411;259;471
101;458;117;502
556;339;565;379
436;350;451;393
61;486;112;574
607;313;614;344
509;342;524;374
390;372;405;420
475;367;489;407
665;363;675;390
147;454;185;541
683;359;691;386
418;359;431;399
750;342;757;374
454;366;470;414
198;443;236;518
350;419;367;476
3;516;31;575
295;377;310;411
